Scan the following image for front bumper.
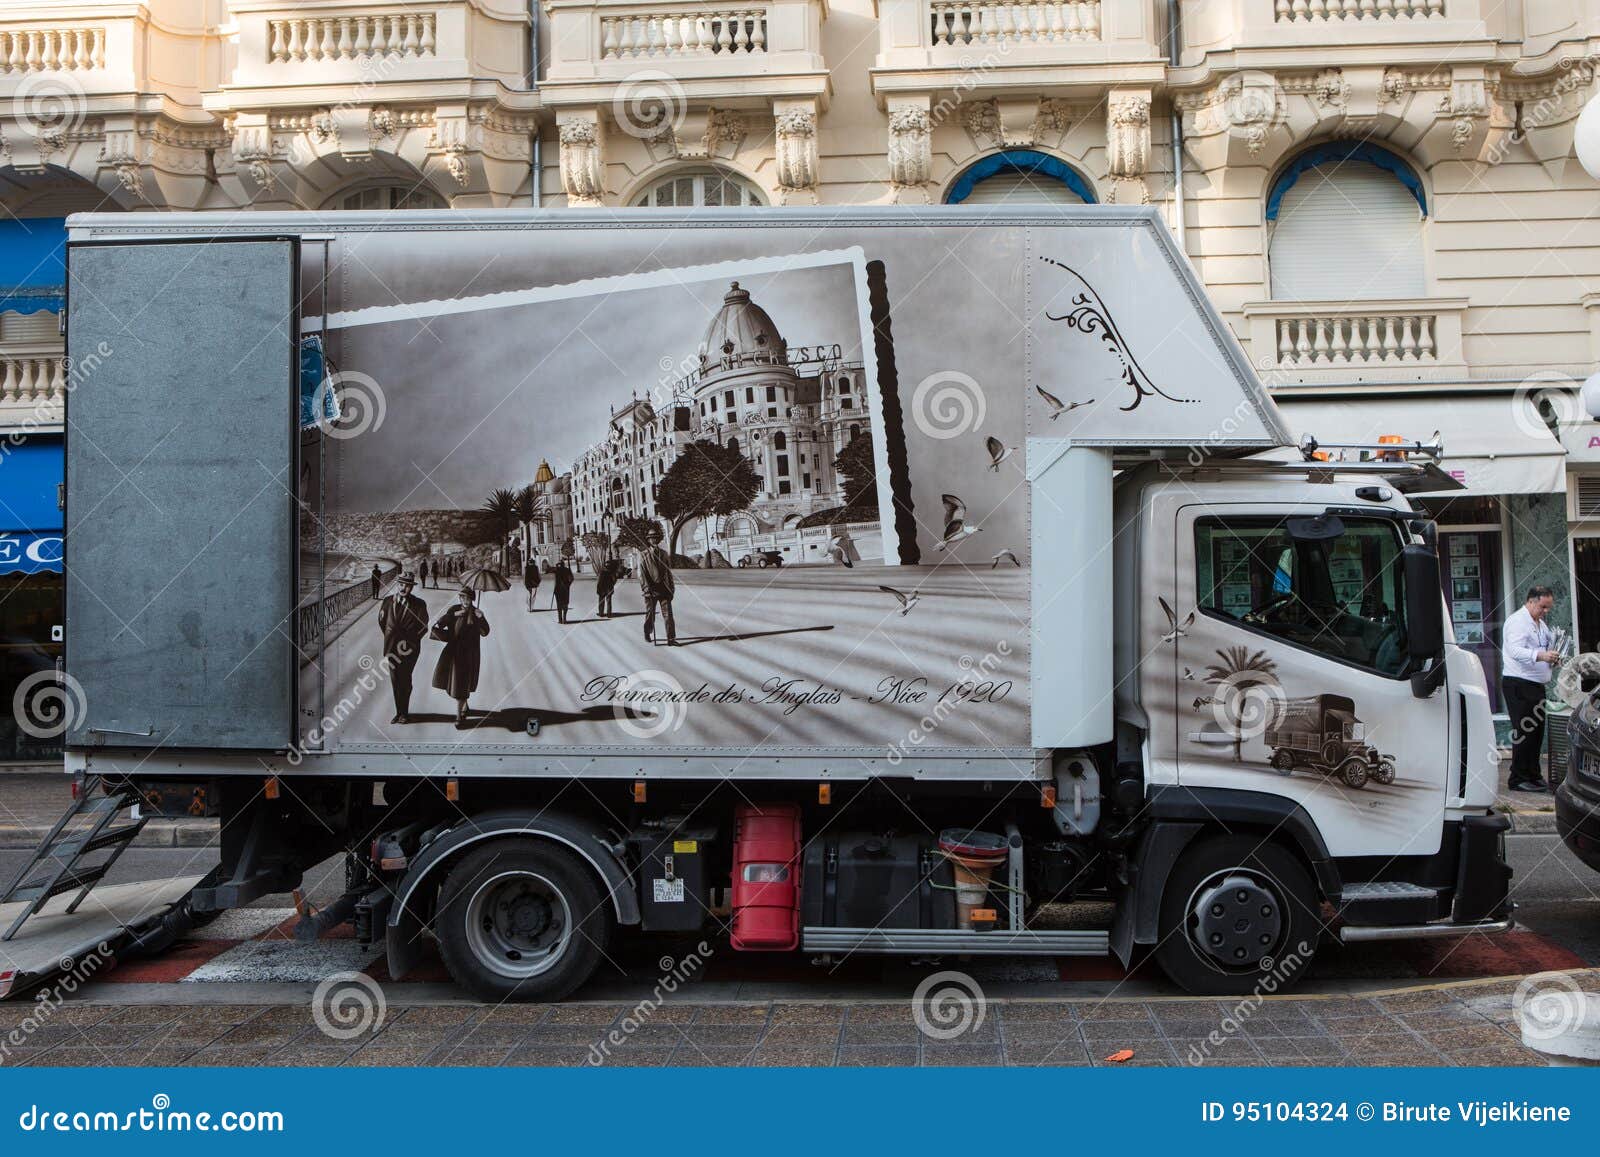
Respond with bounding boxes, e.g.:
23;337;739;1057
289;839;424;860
1556;776;1600;872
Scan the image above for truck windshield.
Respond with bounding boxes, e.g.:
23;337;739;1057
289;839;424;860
1195;516;1413;677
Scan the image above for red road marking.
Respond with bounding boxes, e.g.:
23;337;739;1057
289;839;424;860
98;938;241;983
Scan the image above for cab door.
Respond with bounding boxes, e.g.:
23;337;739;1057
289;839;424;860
1168;505;1448;858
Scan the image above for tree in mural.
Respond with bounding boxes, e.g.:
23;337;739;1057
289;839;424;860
655;439;762;563
835;431;878;512
613;515;660;556
481;487;519;571
1193;646;1282;762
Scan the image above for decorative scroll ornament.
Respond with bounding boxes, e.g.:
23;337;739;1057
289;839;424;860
1039;256;1196;410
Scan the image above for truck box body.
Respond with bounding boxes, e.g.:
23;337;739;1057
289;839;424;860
40;207;1513;1003
62;207;1284;782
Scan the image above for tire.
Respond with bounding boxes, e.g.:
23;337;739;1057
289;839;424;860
1269;749;1295;772
1320;741;1342;767
434;838;613;1002
1153;834;1321;996
1339;758;1369;789
1373;759;1396;786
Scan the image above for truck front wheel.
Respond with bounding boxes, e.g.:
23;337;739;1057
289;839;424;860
434;839;613;1002
1153;835;1319;996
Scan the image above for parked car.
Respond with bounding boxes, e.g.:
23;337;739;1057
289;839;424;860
739;550;784;568
1557;697;1600;870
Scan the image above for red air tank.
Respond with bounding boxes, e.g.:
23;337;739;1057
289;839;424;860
730;803;803;951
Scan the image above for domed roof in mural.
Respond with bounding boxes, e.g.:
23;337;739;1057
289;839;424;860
700;281;787;366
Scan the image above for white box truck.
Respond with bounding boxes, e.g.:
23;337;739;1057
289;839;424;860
2;206;1511;1000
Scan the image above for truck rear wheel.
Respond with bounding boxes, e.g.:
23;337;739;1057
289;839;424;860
1338;758;1369;789
1153;835;1319;996
434;839;612;1002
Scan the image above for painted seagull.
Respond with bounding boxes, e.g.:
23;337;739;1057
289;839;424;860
1158;597;1195;644
991;549;1021;569
936;494;983;551
878;585;921;616
1036;385;1093;420
985;435;1018;472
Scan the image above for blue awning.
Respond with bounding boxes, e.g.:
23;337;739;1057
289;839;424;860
0;439;64;532
0;217;66;315
0;532;62;574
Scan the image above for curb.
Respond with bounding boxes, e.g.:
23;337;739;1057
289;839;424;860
0;821;219;851
1503;808;1559;835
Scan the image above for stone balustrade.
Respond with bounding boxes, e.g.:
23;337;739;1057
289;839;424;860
1275;0;1443;21
1242;298;1469;384
600;10;768;57
0;349;66;411
0;27;106;72
929;0;1102;46
265;12;438;62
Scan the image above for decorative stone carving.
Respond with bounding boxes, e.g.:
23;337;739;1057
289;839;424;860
232;124;275;189
887;104;932;191
774;103;817;195
1106;91;1150;179
961;100;1000;147
558;115;604;206
1313;68;1349;109
100;130;143;199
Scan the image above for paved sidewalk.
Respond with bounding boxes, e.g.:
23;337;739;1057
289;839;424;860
0;773;218;850
0;975;1571;1068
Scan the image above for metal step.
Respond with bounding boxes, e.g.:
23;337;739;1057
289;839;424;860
1339;881;1439;901
9;864;109;905
52;822;147;858
801;926;1110;956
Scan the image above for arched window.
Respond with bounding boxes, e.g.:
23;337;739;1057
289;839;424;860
633;168;764;207
727;436;740;454
333;184;447;211
1267;143;1426;300
945;151;1097;205
773;432;787;451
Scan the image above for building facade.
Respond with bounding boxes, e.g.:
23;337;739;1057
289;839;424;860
567;280;869;563
5;0;1600;723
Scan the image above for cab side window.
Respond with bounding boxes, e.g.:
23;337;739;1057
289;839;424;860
1194;517;1412;676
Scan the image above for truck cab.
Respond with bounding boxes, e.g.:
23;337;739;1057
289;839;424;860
1108;461;1510;991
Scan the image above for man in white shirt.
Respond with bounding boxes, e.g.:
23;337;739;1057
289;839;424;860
1502;585;1561;792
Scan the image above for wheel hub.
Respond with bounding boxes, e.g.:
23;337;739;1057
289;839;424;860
464;871;572;979
1190;871;1282;968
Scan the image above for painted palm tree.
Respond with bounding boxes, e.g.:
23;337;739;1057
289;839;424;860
481;487;519;571
513;485;538;565
1197;646;1280;762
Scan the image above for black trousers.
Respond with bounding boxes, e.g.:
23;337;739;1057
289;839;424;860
643;592;675;643
1502;674;1547;784
388;649;419;717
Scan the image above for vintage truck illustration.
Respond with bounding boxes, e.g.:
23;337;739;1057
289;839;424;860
1264;694;1397;789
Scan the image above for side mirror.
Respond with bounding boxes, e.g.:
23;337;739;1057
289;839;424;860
1403;543;1446;696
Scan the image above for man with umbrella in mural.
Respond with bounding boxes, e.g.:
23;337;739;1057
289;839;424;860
432;566;503;727
378;572;429;724
639;524;678;646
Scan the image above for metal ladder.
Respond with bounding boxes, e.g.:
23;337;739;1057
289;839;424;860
0;776;148;941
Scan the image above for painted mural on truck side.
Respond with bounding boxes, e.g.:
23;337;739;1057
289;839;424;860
296;221;1259;756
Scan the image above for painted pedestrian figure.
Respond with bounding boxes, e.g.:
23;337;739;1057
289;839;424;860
378;573;428;724
552;560;573;624
431;587;491;727
639;526;677;646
